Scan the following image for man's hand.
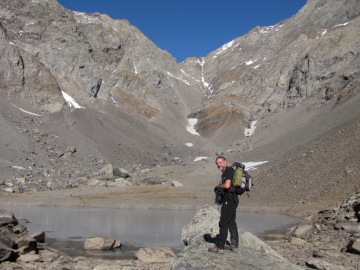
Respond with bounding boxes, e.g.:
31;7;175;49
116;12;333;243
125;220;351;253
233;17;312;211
214;185;219;192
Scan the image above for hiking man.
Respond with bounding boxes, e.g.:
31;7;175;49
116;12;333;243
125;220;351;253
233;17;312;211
208;156;239;254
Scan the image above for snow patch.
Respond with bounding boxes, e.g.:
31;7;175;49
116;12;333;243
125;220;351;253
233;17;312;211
167;71;190;85
10;102;42;116
258;24;283;34
194;157;208;162
333;21;352;28
61;91;85;109
111;97;118;106
245;59;257;66
11;166;26;171
241;161;268;171
186;118;200;136
245;121;257;137
197;58;212;93
185;143;193;147
221;40;234;51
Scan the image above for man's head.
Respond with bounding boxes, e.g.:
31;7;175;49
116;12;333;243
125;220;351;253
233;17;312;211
215;156;227;172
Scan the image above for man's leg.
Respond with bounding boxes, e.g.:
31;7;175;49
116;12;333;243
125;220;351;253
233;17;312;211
228;200;239;248
216;200;234;249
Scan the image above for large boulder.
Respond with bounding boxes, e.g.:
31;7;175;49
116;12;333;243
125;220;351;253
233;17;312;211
173;204;302;270
83;236;121;250
181;204;219;246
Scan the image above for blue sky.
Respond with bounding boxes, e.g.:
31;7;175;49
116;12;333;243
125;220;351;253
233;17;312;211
57;0;307;62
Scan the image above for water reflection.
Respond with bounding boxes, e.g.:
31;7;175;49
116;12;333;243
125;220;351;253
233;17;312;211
1;205;301;258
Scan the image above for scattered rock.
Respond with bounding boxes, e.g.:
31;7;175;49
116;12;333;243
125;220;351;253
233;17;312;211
99;164;114;176
171;181;183;187
292;224;315;239
305;259;342;270
83;236;120;250
113;168;129;178
134;246;175;264
347;239;360;254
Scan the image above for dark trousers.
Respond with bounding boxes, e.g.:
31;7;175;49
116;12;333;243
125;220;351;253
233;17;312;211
216;195;239;249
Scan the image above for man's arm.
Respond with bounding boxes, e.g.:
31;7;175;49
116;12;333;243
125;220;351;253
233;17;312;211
217;179;231;189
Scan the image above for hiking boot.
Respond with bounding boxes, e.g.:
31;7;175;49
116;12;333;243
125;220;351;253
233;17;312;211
225;244;238;253
208;245;224;254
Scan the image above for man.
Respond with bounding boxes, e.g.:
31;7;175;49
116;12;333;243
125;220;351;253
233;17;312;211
208;156;239;254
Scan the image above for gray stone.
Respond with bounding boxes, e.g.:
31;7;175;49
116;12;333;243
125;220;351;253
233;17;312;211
15;235;37;253
113;168;129;178
0;211;14;219
177;204;299;270
348;239;360;254
37;248;61;262
99;164;114;176
306;259;343;270
106;178;132;187
181;204;219;246
138;177;163;185
171;181;183;187
135;246;175;264
83;236;119;250
17;253;41;263
171;242;302;270
3;188;14;193
46;180;56;190
87;179;103;186
342;224;360;233
12;225;27;234
290;237;307;246
29;231;45;243
293;224;315;239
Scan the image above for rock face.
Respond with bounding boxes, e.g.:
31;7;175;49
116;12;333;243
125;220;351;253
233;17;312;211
173;205;302;269
183;0;360;141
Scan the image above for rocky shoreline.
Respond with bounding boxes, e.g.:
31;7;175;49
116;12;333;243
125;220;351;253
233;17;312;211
1;193;359;269
267;193;360;269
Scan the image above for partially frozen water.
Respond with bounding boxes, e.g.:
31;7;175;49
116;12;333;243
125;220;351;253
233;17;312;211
1;206;301;259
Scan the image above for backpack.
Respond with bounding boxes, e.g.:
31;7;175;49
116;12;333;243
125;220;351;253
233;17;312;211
231;161;253;196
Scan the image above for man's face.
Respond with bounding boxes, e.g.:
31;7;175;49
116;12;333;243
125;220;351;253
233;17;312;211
215;158;227;172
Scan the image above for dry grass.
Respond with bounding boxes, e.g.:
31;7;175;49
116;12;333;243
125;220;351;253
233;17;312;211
76;185;197;200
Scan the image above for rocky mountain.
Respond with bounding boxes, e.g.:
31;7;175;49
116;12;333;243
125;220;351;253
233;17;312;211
189;0;360;143
0;0;359;199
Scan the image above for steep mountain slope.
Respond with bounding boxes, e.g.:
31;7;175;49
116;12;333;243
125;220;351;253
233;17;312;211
0;0;218;183
184;0;360;144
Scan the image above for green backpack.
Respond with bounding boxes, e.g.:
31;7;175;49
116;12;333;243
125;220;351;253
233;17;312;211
231;162;253;195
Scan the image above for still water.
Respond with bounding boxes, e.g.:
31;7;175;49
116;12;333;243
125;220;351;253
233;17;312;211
1;205;301;259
